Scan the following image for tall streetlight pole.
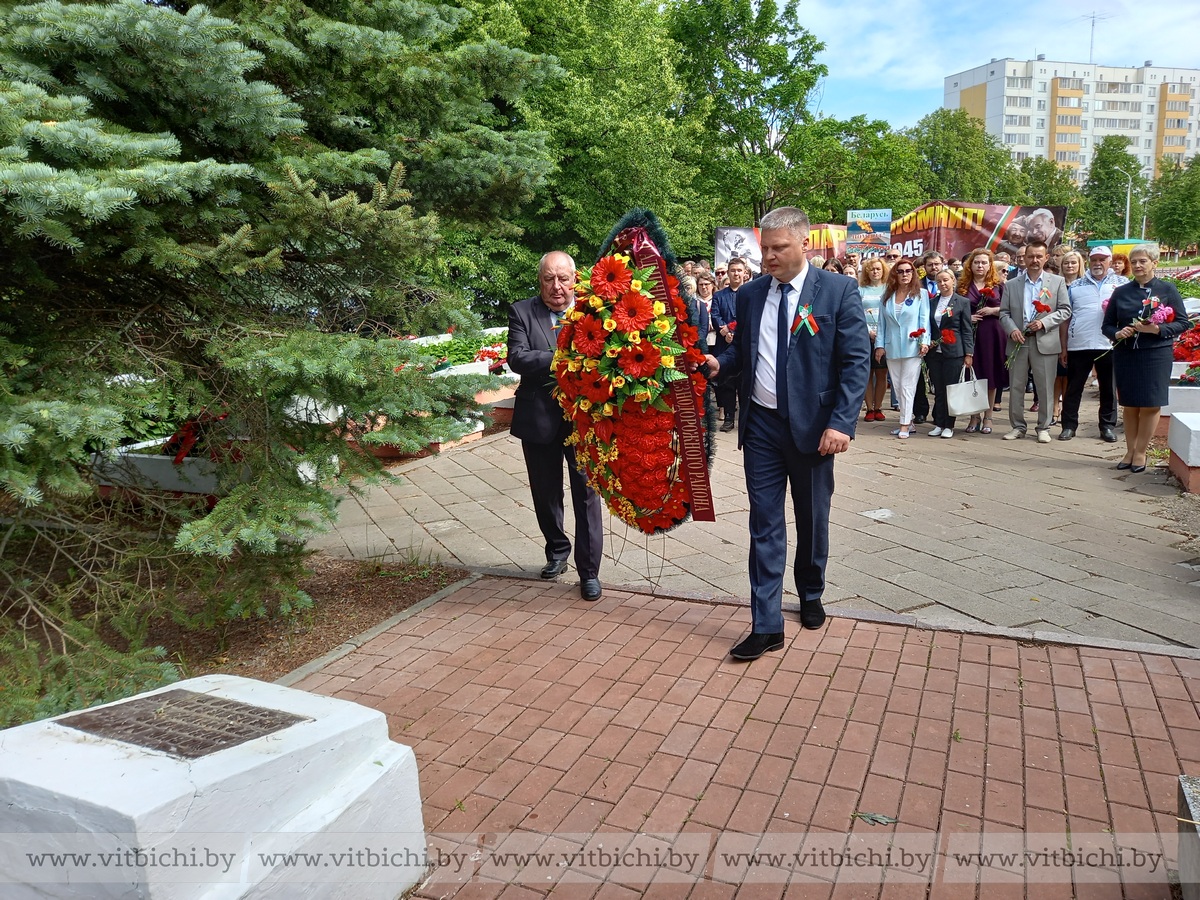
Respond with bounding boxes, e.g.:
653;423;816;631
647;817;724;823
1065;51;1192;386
1117;165;1136;239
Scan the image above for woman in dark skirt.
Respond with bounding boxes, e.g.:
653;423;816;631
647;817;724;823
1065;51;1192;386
1101;246;1189;472
960;247;1007;433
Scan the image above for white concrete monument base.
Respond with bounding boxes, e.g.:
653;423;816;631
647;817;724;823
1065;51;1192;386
0;675;425;900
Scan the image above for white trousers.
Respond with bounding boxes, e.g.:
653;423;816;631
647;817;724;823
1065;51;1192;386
887;356;923;426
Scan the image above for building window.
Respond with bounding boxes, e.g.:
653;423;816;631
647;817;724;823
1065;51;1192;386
1163;135;1186;146
1057;96;1081;108
1145;139;1152;148
1166;117;1188;129
1007;96;1033;109
1081;120;1089;129
1054;151;1080;163
1037;100;1047;110
1058;133;1081;145
1056;115;1081;127
1039;82;1047;92
1167;100;1188;111
1080;137;1088;147
1035;136;1045;147
1058;77;1083;90
1036;118;1045;128
1006;76;1032;89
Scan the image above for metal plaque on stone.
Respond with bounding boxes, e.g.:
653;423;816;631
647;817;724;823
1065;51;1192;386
58;689;309;759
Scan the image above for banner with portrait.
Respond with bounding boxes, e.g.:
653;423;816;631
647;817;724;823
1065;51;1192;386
888;201;1067;261
714;227;762;273
846;209;892;259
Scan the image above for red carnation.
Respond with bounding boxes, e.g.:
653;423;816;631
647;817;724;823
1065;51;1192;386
941;328;956;345
613;291;655;332
572;314;607;356
617;340;662;378
590;256;633;299
909;328;926;339
1034;301;1051;314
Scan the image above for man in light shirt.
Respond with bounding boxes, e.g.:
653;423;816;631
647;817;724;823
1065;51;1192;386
1058;246;1127;442
704;208;870;661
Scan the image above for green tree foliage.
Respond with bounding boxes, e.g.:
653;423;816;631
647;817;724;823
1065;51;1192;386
1150;157;1200;256
906;108;1023;204
1016;156;1082;210
668;0;826;224
0;0;553;722
1078;135;1147;240
781;115;925;223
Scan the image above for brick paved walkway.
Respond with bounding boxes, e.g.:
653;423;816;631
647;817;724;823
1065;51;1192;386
291;576;1200;898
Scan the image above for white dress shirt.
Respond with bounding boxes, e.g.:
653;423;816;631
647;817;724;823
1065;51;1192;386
753;265;810;410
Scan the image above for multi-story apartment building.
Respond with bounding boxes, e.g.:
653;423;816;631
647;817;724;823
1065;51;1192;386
944;57;1200;180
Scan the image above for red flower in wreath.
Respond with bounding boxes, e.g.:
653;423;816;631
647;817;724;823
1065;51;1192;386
580;370;612;403
617;340;662;378
559;321;577;351
590;256;633;299
613;291;655;332
572;314;607;356
941;328;956;345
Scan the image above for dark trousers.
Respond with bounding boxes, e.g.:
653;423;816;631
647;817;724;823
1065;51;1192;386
912;367;929;418
743;404;833;634
715;375;737;419
926;353;964;429
521;440;604;578
1062;349;1117;432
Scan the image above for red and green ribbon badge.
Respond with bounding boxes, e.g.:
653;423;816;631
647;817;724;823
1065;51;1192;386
791;304;819;336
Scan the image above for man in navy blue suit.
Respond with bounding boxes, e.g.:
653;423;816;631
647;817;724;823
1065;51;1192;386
710;257;750;431
704;208;871;661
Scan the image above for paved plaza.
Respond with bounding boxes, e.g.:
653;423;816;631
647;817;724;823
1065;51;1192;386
310;394;1200;650
293;393;1200;896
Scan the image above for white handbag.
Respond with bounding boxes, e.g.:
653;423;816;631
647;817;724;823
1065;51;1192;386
946;366;990;417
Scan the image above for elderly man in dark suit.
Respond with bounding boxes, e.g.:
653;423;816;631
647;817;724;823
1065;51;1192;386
507;251;604;601
705;208;871;661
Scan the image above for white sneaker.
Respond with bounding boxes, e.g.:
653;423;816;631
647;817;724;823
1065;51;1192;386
1037;430;1051;444
1003;429;1025;441
928;426;943;437
941;428;954;439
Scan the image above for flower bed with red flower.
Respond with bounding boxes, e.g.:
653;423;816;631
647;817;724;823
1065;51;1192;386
1176;322;1200;363
552;252;708;534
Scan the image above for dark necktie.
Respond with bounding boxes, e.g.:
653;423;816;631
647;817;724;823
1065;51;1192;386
776;283;792;419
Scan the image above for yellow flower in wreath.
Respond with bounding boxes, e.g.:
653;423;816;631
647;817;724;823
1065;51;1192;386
633;389;651;403
654;319;671;334
602;402;615;416
652;301;666;316
660;355;675;369
627;330;642;344
579;399;592;411
589;296;604;310
583;358;598;371
611;375;626;388
603;319;617;332
606;346;619;358
630;280;643;291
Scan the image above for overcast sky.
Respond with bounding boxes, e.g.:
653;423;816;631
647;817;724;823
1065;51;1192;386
799;0;1200;129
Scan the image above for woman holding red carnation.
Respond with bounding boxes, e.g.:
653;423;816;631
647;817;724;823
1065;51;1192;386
1102;246;1189;472
960;247;1007;433
874;258;930;439
925;269;975;439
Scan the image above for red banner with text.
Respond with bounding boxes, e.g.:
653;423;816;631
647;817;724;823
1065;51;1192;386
887;201;1066;261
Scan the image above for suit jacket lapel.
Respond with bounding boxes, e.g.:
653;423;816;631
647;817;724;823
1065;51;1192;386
788;268;820;353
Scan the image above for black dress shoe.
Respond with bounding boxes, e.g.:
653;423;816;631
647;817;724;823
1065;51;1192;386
720;419;736;433
800;599;827;630
1130;464;1147;474
1101;428;1118;443
540;558;569;579
1058;428;1075;441
730;632;785;661
913;416;927;424
580;577;602;601
1116;461;1132;470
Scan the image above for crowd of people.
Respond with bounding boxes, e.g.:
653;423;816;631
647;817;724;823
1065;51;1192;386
688;243;1190;468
